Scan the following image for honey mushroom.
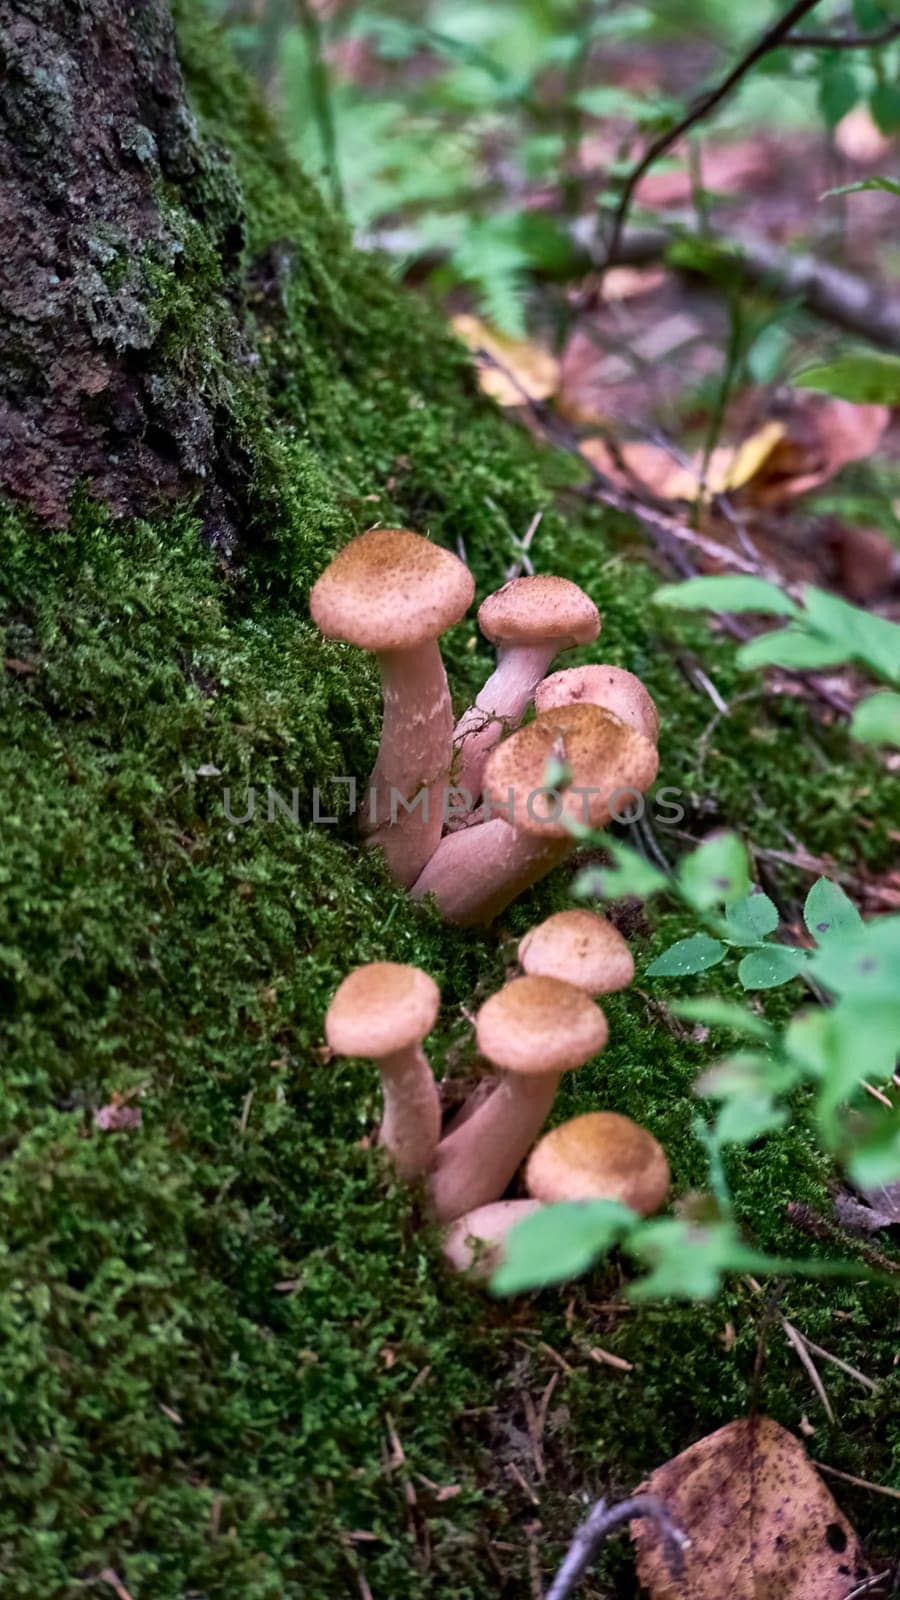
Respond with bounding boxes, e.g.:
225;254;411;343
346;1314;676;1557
525;1112;670;1216
518;908;634;995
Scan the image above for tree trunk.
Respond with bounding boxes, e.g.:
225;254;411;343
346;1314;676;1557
0;0;248;548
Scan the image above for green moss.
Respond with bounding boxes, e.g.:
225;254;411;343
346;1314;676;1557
0;13;896;1600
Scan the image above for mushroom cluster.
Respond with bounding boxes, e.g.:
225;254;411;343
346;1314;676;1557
324;906;669;1285
311;528;660;920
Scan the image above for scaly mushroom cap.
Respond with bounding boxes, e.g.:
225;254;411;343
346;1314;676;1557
526;1112;669;1214
475;975;608;1076
518;910;634;994
310;528;474;651
535;665;659;743
483;702;658;837
478;576;599;649
325;962;440;1058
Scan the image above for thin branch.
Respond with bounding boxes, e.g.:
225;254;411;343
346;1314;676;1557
787;20;900;47
545;1494;690;1600
601;0;826;265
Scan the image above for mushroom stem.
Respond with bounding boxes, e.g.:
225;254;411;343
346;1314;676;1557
377;1042;442;1182
443;1199;541;1277
451;641;555;809
364;639;454;886
411;817;572;926
429;1070;561;1221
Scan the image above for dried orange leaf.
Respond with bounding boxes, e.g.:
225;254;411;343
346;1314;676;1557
452;313;559;406
581;424;785;502
632;1416;868;1600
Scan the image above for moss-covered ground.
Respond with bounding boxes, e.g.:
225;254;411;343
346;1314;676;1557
1;12;897;1598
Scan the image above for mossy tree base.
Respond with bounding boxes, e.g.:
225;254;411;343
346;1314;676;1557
0;6;897;1598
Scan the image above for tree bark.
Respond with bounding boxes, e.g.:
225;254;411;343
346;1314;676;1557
0;0;249;548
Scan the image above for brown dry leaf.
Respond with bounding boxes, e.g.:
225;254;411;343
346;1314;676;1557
580;423;785;501
632;1416;867;1600
601;265;667;302
581;395;888;509
451;313;559;406
635;140;772;207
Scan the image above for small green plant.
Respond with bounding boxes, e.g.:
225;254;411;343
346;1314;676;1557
494;832;900;1298
654;575;900;746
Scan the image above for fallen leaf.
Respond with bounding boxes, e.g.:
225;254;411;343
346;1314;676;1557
635;140;772;207
825;523;900;601
452;313;559;406
581;422;785;501
581;395;888;508
601;265;667;302
632;1416;867;1600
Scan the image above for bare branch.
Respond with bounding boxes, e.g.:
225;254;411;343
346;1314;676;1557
786;19;900;47
545;1493;690;1600
601;0;826;265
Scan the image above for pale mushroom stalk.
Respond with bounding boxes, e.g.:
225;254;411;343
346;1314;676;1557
376;1041;443;1183
430;1070;561;1222
324;961;442;1183
416;704;659;926
450;575;600;814
364;639;454;885
451;640;562;805
443;1199;541;1277
310;528;474;888
430;975;608;1222
412;816;571;927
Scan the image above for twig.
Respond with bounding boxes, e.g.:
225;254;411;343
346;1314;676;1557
601;0;826;265
814;1461;900;1503
786;1201;900;1277
545;1494;690;1600
787;20;900;47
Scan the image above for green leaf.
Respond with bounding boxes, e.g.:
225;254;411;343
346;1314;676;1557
818;63;860;129
795;351;900;406
678;832;750;911
808;915;900;1001
625;1218;771;1302
490;1200;636;1294
696;1051;803;1101
847;1112;900;1189
646;934;726;978
870;81;900;135
803;877;863;944
573;838;668;901
736;627;851;672
714;1096;787;1146
851;691;900;747
725;889;779;945
802;587;900;682
654;575;798;618
672;998;773;1041
738;945;810;989
824;176;900;199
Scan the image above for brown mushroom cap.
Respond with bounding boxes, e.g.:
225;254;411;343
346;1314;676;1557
310;528;474;651
478;576;599;649
518;910;634;994
535;665;659;743
526;1112;669;1214
483;702;659;837
475;975;608;1076
325;962;440;1058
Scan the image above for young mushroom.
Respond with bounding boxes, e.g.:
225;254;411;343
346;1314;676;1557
535;664;658;743
525;1112;669;1215
325;962;442;1182
451;575;600;812
518;909;634;995
310;528;474;885
442;1199;541;1278
429;975;608;1221
412;703;659;925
